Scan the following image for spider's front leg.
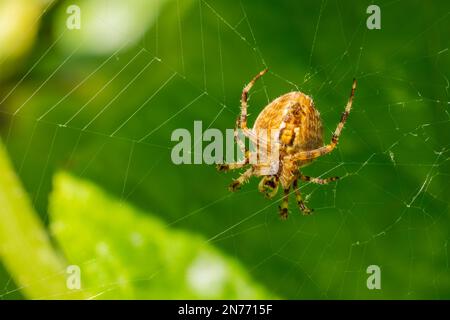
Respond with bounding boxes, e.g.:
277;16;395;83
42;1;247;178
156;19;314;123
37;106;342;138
217;115;252;172
293;178;313;215
216;162;247;172
220;64;264;174
239;68;268;136
216;148;251;172
229;167;254;192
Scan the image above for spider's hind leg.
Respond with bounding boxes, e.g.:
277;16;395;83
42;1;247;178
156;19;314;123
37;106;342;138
258;175;279;199
293;178;313;215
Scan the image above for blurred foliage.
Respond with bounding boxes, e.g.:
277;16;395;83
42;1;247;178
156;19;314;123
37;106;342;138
0;0;449;299
0;138;83;300
0;0;51;78
49;172;271;299
53;0;174;55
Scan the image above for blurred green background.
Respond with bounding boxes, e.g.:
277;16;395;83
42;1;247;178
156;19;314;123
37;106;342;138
0;0;449;299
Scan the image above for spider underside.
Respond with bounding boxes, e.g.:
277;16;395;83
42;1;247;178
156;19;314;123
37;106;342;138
218;69;357;219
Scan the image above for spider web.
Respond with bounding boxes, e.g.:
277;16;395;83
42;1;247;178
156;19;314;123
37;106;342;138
0;0;449;299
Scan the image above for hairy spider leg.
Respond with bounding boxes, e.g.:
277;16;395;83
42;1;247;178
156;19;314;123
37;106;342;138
286;79;356;162
239;68;268;137
217;161;248;172
299;173;339;185
293;177;312;215
218;69;268;172
234;116;247;156
229;167;254;192
279;187;290;219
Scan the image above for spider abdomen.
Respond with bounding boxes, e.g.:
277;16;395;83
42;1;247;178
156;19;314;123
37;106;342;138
253;91;323;155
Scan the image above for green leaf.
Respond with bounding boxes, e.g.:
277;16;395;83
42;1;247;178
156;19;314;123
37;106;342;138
0;140;84;300
49;172;274;299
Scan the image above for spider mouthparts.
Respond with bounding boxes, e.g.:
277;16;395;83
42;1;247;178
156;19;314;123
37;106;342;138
262;186;278;199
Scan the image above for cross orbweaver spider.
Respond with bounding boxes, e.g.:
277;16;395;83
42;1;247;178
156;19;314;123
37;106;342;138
218;69;357;219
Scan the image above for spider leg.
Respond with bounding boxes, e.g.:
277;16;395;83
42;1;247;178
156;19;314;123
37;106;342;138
293;178;313;215
258;175;279;198
217;161;248;172
240;69;268;133
299;173;339;185
229;167;254;192
217;129;249;172
234;116;248;156
286;79;356;162
278;186;290;220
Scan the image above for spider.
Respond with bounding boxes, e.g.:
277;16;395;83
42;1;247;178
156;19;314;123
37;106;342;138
217;69;357;219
